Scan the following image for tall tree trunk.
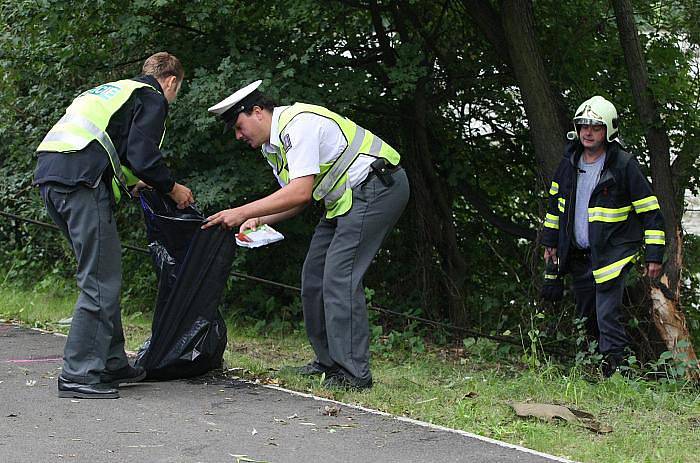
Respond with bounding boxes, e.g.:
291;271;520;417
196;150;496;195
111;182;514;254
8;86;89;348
362;2;470;325
612;0;698;378
399;83;470;325
467;0;570;183
499;0;570;180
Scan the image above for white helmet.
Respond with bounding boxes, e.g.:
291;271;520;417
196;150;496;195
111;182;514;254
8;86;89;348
572;95;619;143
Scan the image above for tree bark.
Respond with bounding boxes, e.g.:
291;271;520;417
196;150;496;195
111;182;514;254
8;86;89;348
612;0;698;379
466;0;571;182
401;82;470;325
360;3;470;324
498;0;570;180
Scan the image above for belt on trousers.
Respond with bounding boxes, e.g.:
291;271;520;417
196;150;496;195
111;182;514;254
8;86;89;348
362;159;402;187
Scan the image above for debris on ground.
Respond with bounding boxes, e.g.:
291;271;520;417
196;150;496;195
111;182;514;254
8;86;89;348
320;405;341;416
510;402;613;433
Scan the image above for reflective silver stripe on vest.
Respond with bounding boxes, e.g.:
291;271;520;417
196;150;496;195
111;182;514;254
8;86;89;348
41;131;92;149
323;182;347;206
313;126;367;200
312;128;385;201
367;134;384;155
321;133;386;206
48;114;127;188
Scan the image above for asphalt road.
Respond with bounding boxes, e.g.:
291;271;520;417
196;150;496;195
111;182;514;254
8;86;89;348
0;323;571;463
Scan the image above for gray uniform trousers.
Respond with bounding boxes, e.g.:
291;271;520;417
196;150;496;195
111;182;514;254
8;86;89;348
569;252;631;359
41;181;129;384
301;168;409;381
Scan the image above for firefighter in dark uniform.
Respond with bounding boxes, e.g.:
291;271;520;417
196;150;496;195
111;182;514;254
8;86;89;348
34;52;194;398
541;95;665;376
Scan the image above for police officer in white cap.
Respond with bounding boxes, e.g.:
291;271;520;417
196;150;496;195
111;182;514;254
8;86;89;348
204;80;410;389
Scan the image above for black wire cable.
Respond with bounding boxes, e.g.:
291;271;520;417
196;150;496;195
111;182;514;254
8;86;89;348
0;209;570;356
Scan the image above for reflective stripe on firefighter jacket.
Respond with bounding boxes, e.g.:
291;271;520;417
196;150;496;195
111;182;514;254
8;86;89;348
541;140;665;284
36;79;164;203
266;103;401;218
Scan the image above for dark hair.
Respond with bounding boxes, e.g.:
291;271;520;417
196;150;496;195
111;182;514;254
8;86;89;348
242;92;276;114
142;52;185;82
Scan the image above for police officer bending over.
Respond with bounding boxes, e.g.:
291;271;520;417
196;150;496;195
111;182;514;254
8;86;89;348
541;95;664;377
204;80;410;390
34;52;194;398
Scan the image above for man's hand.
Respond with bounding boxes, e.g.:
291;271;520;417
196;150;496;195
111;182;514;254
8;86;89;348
645;262;663;279
168;182;194;209
202;208;247;230
544;247;558;263
130;180;150;197
239;217;261;233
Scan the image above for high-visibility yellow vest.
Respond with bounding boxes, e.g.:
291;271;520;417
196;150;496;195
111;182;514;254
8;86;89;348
265;103;400;218
36;79;164;203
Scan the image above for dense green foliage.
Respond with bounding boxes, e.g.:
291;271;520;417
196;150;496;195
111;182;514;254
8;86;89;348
1;0;699;360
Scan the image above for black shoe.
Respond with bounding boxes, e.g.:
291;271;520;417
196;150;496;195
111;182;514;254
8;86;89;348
100;365;147;386
286;361;337;376
58;376;119;399
323;371;373;390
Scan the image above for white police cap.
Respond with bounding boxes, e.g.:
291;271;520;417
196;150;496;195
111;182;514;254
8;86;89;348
208;80;263;131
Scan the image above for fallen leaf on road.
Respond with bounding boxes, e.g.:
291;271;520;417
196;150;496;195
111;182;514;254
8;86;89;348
251;428;258;436
510;402;613;433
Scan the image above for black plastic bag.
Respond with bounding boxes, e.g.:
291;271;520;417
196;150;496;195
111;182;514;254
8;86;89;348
135;190;234;380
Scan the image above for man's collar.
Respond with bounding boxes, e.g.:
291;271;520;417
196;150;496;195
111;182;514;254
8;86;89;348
262;106;289;153
134;74;163;94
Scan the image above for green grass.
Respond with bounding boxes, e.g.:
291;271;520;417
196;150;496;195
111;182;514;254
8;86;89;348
0;275;152;347
2;281;699;463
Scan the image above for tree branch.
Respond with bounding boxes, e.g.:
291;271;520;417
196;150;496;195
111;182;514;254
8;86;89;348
458;183;537;241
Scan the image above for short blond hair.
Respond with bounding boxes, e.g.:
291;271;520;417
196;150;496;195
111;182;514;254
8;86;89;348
142;52;184;81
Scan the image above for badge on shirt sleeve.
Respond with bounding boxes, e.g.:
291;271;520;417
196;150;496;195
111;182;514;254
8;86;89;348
282;133;293;152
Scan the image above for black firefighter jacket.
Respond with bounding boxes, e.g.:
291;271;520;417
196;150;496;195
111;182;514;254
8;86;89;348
541;140;665;284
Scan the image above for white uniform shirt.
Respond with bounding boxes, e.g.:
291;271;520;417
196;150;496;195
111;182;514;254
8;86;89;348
262;106;374;189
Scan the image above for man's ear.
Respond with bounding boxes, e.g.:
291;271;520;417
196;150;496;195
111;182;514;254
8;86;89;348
166;75;178;91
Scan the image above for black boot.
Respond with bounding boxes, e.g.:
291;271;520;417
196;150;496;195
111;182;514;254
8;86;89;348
601;354;624;378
